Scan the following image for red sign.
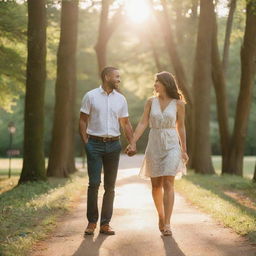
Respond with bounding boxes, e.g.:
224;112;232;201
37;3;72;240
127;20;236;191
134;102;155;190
7;149;20;157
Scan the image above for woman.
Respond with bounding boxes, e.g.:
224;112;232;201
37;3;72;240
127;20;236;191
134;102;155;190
126;71;188;236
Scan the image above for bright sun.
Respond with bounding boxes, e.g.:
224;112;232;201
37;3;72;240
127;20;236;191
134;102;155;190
125;0;151;24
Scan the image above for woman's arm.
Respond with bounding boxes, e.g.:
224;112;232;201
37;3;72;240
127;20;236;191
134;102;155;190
176;100;189;163
131;98;152;144
125;98;152;155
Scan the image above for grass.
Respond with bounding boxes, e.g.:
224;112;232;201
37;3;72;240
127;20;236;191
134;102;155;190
0;172;87;256
0;157;87;177
175;172;256;243
212;156;255;178
1;156;254;178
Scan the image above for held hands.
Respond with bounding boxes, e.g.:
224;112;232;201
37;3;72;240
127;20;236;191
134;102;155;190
125;142;137;157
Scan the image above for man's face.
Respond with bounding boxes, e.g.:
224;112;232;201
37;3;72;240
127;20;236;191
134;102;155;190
106;70;121;89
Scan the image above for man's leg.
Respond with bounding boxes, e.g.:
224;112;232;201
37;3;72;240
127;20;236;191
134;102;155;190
85;139;104;224
100;140;121;226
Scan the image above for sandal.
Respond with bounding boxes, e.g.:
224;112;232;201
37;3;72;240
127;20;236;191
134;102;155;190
158;219;164;232
162;224;172;236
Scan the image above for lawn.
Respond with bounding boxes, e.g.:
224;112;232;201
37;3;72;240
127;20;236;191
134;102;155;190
175;173;256;243
0;172;87;256
0;157;87;256
212;156;255;178
0;155;255;179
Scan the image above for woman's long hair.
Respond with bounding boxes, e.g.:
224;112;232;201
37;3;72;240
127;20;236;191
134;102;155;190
156;71;186;103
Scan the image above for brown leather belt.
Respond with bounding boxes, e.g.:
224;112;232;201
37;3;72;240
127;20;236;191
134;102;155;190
88;135;120;142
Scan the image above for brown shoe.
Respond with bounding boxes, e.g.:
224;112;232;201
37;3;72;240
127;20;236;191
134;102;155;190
84;223;96;236
100;224;115;235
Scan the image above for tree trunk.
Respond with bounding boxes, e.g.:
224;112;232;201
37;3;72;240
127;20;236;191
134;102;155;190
253;162;256;182
192;0;215;174
95;0;110;74
160;0;192;105
95;41;107;75
140;25;166;72
211;7;230;174
95;1;123;75
47;0;78;177
151;41;164;72
19;0;46;184
191;0;199;20
190;0;199;40
173;0;184;45
158;0;194;168
226;2;256;176
222;0;237;76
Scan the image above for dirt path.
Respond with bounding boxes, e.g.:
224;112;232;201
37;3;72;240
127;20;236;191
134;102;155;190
32;155;256;256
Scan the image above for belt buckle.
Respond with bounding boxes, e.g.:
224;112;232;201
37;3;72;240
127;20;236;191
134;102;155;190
103;137;108;142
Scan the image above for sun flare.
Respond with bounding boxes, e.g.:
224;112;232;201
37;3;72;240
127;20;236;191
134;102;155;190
125;0;151;24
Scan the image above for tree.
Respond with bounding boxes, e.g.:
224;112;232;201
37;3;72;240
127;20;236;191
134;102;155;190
222;0;237;76
253;162;256;182
225;1;256;175
192;0;215;174
211;4;230;174
19;0;47;183
150;39;165;72
208;0;256;176
158;0;192;105
150;0;195;166
95;0;123;74
47;0;79;177
131;20;167;72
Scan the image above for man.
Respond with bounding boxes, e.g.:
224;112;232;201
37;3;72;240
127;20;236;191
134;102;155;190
79;67;136;236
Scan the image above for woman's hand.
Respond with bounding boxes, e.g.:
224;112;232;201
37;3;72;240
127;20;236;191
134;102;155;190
181;151;189;164
125;143;137;157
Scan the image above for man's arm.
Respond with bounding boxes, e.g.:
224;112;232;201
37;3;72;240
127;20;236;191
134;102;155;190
119;117;134;144
79;112;89;144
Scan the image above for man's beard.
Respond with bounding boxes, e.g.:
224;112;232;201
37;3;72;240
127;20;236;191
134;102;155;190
108;81;119;89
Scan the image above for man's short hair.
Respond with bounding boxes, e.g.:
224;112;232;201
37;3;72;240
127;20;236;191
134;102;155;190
101;66;118;82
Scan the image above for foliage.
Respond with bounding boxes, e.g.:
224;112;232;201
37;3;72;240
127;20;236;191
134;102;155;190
0;2;26;41
0;2;26;112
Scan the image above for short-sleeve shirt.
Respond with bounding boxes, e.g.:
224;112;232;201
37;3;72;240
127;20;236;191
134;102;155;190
80;86;129;137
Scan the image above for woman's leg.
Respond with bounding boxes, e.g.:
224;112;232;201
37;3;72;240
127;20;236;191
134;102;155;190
151;177;164;230
163;176;175;225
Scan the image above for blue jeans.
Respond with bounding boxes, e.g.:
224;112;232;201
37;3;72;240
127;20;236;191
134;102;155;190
85;138;122;225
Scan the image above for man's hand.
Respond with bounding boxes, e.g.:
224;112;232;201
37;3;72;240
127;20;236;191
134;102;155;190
125;143;137;157
79;112;89;144
84;135;89;144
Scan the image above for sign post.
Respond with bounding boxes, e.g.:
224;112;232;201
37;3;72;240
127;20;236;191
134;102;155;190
7;122;16;178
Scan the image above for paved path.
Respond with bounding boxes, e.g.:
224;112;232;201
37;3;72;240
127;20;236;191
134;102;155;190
32;155;256;256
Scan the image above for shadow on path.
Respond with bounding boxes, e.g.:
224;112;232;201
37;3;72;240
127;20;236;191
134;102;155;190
161;236;186;256
73;235;107;256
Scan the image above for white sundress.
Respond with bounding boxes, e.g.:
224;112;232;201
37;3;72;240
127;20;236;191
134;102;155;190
139;97;187;178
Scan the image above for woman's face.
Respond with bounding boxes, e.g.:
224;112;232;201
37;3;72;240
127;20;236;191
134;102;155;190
154;78;166;94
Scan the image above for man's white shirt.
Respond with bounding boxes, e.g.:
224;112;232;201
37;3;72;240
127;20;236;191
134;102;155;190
80;86;129;137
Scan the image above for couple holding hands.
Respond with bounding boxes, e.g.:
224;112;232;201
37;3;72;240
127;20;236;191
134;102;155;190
79;66;188;237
